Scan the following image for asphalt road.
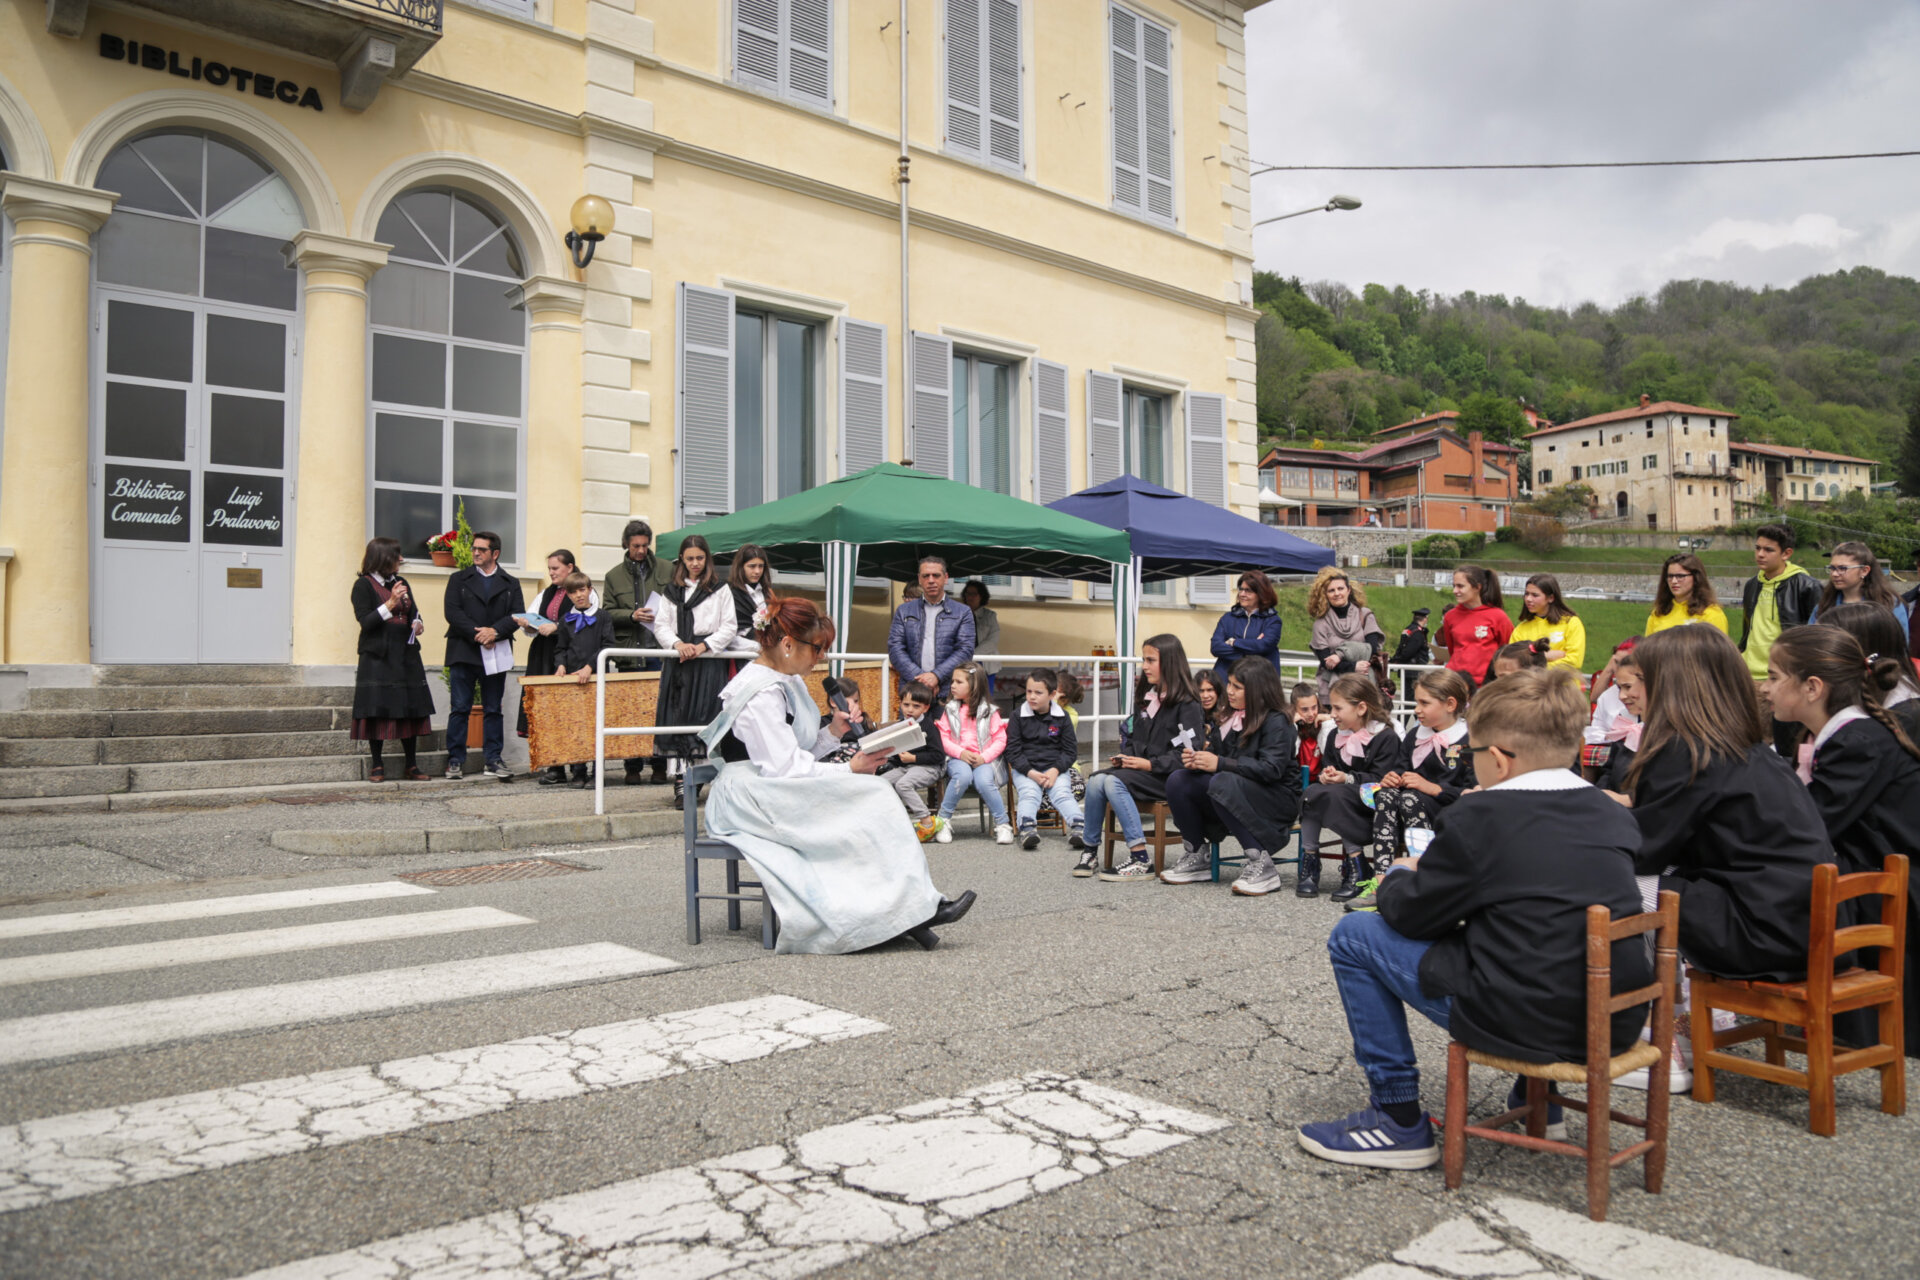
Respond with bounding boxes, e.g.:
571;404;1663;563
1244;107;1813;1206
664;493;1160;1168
0;818;1911;1280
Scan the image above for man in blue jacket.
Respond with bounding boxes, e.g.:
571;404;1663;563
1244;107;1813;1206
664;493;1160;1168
888;556;976;698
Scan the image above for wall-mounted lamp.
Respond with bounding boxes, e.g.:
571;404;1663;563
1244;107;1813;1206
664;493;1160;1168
566;194;614;269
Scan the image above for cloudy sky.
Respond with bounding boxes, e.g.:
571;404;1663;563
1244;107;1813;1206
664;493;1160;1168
1243;1;1920;308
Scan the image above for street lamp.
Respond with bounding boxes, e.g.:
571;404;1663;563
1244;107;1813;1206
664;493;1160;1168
565;194;614;269
1253;194;1361;228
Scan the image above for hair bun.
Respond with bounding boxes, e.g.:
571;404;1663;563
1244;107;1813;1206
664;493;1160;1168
1868;654;1906;693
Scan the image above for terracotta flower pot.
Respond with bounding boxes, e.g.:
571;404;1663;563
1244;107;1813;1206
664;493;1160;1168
431;549;456;567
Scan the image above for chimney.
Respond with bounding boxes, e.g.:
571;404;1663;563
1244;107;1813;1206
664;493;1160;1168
1639;393;1651;407
1468;430;1485;495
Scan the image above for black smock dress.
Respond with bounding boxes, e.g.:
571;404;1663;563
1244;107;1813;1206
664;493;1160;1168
1088;693;1207;806
1302;720;1401;846
654;581;733;760
349;574;434;740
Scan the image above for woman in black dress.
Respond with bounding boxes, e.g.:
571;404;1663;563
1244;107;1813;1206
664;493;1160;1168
350;537;436;782
519;548;584;784
654;534;741;804
727;543;775;665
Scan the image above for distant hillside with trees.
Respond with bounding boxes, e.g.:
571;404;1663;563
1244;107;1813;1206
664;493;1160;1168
1254;267;1920;470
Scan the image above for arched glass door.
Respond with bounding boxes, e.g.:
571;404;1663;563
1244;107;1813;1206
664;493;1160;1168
91;130;301;664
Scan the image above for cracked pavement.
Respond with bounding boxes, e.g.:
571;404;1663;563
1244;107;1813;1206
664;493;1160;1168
0;826;1912;1279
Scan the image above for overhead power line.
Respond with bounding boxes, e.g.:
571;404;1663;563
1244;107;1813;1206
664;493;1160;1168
1250;148;1920;175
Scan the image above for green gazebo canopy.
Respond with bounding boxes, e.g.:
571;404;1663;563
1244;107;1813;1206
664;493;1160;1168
655;462;1132;581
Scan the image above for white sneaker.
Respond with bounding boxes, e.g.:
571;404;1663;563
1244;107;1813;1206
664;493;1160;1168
1617;1038;1693;1093
1158;844;1212;884
994;822;1015;845
933;817;953;844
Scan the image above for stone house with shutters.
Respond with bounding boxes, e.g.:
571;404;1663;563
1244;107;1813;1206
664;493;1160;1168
0;0;1269;707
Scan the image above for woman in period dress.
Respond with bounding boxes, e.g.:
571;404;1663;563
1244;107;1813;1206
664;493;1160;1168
654;534;739;804
726;543;774;664
698;594;978;953
349;537;436;782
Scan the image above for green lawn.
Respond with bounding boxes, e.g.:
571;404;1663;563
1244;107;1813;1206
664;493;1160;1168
1274;583;1745;675
1473;543;1757;570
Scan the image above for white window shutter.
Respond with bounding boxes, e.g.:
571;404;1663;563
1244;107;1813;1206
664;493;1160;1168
734;0;781;90
1087;371;1123;486
985;0;1023;169
839;317;888;477
1032;359;1071;598
1140;16;1174;221
1108;4;1141;212
787;0;833;108
1186;392;1229;604
677;283;735;525
946;0;983;156
910;331;954;478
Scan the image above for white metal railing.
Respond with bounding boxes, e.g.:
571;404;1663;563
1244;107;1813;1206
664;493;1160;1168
585;646;1447;814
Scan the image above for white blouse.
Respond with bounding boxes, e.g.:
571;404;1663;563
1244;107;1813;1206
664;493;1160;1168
732;678;846;779
655;584;740;654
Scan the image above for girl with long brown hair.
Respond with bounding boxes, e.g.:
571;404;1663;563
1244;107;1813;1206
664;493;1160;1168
1510;573;1585;672
1079;634;1208;882
695;593;977;952
1645;552;1727;636
654;533;740;803
1297;672;1398;901
1810;541;1909;632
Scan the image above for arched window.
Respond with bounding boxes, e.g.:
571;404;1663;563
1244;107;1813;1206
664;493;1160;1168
368;188;527;563
1814;482;1827;497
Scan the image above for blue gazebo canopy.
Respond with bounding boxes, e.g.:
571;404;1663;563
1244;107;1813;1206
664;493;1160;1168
1048;475;1335;581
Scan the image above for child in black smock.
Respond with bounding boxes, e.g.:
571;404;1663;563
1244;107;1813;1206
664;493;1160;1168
1298;673;1400;901
550;572;616;785
1159;657;1301;895
1080;635;1208;882
1369;669;1476;868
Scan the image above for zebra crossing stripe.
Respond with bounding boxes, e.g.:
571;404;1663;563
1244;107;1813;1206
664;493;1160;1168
0;883;438;941
0;907;531;988
238;1073;1228;1280
0;943;677;1068
0;995;886;1214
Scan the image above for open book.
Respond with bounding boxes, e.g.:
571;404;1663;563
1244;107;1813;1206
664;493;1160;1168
855;716;925;758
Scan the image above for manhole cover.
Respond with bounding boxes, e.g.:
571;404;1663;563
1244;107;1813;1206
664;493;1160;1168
397;858;595;887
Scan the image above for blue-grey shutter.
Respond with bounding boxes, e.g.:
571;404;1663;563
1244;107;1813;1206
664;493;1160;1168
1032;359;1071;598
946;0;984;157
1186;392;1229;604
1088;370;1124;600
1139;13;1173;221
985;0;1023;169
910;331;954;478
1108;5;1141;212
839;317;888;476
787;0;833;108
734;0;781;91
677;283;735;525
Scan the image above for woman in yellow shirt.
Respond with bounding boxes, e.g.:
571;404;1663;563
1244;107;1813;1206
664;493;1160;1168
1511;573;1587;672
1643;553;1729;636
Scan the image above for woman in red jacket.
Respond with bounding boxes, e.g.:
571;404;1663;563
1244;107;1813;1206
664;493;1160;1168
1434;565;1512;688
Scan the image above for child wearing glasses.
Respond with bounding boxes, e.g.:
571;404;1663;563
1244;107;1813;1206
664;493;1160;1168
1644;552;1728;636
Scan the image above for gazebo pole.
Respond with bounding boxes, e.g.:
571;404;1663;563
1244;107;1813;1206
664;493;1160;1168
823;540;861;678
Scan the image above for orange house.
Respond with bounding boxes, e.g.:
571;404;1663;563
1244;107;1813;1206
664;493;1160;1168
1258;413;1521;531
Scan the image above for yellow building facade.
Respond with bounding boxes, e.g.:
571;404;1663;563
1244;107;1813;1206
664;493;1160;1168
0;0;1265;686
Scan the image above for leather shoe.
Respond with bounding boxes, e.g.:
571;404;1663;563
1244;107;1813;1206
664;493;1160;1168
906;924;940;951
930;891;976;926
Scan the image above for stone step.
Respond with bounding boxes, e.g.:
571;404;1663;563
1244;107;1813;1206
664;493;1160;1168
0;751;454;800
28;684;357;711
0;707;351;739
0;729;446;768
95;665;306;687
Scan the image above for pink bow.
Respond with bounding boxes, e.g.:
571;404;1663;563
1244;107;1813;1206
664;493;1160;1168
1794;741;1815;785
1411;731;1449;768
1335;727;1375;763
1603;720;1644;752
1144;690;1162;720
1219;710;1245;736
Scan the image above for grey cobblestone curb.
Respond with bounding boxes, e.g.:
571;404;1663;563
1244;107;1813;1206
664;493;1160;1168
270;807;683;856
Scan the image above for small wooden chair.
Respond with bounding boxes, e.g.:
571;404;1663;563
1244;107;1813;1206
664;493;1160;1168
1100;800;1180;872
1688;855;1908;1137
1442;890;1679;1223
683;763;777;948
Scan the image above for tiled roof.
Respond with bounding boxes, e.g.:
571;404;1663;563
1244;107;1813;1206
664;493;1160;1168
1524;401;1738;440
1371;411;1458;437
1728;442;1877;465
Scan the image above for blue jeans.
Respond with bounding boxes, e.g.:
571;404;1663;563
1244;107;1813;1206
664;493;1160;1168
939;758;1009;825
1083;771;1146;851
1328;908;1453;1107
447;663;507;769
1012;771;1083;827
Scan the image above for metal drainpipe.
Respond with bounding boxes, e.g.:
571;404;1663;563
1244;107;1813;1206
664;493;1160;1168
897;0;910;462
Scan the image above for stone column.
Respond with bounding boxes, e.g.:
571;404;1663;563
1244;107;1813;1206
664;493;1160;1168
511;275;587;568
286;231;388;669
0;178;115;666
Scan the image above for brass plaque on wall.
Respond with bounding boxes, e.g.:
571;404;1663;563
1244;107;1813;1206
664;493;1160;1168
226;567;264;588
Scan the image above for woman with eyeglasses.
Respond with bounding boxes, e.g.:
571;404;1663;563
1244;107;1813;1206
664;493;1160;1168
1808;541;1909;632
1643;552;1728;637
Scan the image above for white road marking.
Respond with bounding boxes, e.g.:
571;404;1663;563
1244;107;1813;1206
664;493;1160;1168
1348;1195;1811;1280
0;883;437;941
0;944;678;1068
239;1072;1228;1280
0;995;886;1213
0;907;532;988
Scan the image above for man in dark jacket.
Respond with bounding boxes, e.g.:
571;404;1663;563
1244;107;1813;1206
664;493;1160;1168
1738;522;1820;682
886;556;975;698
602;519;675;784
443;531;526;780
1389;606;1432;701
1295;670;1651;1170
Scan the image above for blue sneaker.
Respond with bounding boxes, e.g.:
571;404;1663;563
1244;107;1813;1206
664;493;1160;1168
1295;1105;1439;1169
1508;1079;1569;1142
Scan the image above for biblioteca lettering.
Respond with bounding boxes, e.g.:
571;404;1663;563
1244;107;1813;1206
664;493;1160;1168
99;34;324;112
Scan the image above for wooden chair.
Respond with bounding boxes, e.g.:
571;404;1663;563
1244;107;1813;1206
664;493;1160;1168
925;780;994;835
684;762;776;948
1100;800;1180;873
1688;855;1908;1137
1442;890;1679;1223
